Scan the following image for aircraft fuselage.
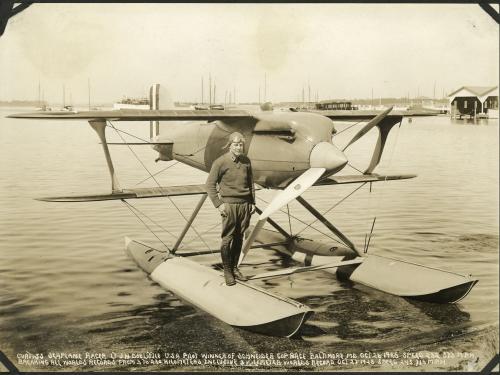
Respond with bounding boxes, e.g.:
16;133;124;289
154;111;347;189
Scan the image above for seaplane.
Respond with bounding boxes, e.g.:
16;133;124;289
7;84;478;338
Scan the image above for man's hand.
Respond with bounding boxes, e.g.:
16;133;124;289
250;204;256;214
218;203;227;217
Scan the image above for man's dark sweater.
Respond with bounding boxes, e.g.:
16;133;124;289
206;153;255;208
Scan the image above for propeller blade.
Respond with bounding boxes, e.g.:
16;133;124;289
238;219;266;266
261;168;326;220
238;167;326;266
342;107;393;151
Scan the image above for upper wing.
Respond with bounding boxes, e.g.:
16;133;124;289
314;173;417;186
305;109;436;121
313;109;402;121
7;109;253;121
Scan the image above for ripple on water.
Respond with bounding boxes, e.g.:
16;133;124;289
0;114;498;371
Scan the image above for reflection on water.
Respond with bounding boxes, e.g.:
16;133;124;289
406;300;471;326
0;110;498;371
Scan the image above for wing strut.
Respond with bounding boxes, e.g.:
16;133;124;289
295;195;361;256
254;206;291;239
89;120;121;193
172;193;208;254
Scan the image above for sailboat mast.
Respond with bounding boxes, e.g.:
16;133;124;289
264;73;267;102
209;73;212;106
88;78;91;110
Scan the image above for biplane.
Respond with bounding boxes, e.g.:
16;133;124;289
7;84;478;338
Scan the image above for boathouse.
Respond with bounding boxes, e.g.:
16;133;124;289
448;86;498;119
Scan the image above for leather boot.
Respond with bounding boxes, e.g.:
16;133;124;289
221;246;236;286
231;241;248;282
233;267;248;282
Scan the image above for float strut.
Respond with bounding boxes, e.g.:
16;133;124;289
255;206;291;239
89;120;121;193
296;196;361;256
172;193;208;254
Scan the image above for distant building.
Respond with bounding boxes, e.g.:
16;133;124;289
448;86;498;119
113;96;150;110
315;100;357;110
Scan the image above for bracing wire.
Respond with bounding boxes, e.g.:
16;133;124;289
176;221;222;250
121;199;171;253
286;204;293;236
122;199;179;241
108;123;159;183
333;120;364;137
333;120;371;175
364;217;377;253
388;120;403;163
295;182;368;237
135;161;178;186
256;196;346;247
107;117;402;262
107;121;214;254
134;143;209;186
363;118;403;253
109;126;154;144
347;163;364;174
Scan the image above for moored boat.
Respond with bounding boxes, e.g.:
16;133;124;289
113;97;150;110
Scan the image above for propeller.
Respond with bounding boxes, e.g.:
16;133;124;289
238;135;350;266
238;167;326;266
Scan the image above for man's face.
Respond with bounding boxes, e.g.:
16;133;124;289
229;141;244;157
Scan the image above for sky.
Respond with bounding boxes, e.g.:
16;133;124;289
0;3;498;105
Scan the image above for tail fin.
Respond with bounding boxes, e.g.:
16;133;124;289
148;83;175;138
364;115;402;174
341;107;402;174
149;84;160;138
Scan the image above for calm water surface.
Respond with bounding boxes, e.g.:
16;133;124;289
0;109;498;372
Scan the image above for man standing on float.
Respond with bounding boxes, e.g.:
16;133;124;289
206;132;255;286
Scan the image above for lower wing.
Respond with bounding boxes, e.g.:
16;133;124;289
314;173;416;186
36;174;415;202
37;184;208;202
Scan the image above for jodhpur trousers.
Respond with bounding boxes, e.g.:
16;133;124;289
220;202;253;265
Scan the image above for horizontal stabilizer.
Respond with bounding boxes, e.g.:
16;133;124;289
37;184;208;202
248;258;363;280
314;173;416;186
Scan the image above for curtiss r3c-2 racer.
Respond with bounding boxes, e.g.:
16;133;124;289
8;84;478;338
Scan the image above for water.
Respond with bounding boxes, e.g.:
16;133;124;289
0;109;498;372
